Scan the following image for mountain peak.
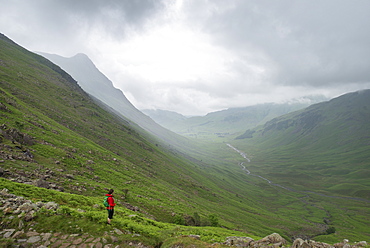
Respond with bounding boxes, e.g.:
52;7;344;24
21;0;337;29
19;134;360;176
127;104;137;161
72;53;89;60
70;53;94;65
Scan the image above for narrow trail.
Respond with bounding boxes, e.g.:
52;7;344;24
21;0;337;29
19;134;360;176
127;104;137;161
227;143;370;203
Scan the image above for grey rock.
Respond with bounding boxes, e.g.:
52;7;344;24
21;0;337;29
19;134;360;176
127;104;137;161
357;241;367;247
27;235;41;243
114;228;123;235
19;202;34;212
2;229;16;238
24;210;36;222
35;179;50;189
42;232;52;241
44;201;59;210
224;236;254;246
12;230;24;239
65;174;75;179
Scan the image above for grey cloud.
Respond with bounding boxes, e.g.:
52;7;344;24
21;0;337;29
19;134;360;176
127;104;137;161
1;0;370;115
0;0;165;51
57;0;165;36
183;0;370;87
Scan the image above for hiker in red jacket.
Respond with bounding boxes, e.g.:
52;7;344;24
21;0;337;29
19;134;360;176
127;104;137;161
106;189;116;224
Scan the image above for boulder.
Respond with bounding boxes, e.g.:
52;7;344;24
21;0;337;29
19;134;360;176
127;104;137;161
224;236;254;246
291;238;311;248
258;233;287;246
2;229;16;238
187;235;201;240
19;202;36;212
65;174;75;179
356;241;367;247
27;235;41;243
24;210;36;222
3;207;13;214
44;201;59;210
1;188;9;194
34;179;50;189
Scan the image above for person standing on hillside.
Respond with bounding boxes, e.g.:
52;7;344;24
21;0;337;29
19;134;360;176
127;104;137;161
105;189;116;225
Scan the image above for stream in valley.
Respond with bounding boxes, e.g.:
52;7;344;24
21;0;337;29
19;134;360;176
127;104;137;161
227;143;370;203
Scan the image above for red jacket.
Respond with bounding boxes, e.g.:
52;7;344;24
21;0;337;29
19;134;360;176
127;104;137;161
105;194;116;209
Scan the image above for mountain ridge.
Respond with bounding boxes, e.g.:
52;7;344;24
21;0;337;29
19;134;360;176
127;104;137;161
38;52;195;152
143;98;327;139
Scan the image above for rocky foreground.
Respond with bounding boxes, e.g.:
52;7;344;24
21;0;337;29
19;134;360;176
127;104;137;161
1;188;368;248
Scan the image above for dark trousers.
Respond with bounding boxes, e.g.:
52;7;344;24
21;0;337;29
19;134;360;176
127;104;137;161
107;209;114;219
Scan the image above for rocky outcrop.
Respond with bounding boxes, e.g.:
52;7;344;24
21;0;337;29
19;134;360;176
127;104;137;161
0;188;59;221
0;188;147;247
223;234;367;248
291;238;368;248
0;229;127;248
291;238;332;248
224;236;255;246
224;233;287;247
0;125;35;146
0;168;64;192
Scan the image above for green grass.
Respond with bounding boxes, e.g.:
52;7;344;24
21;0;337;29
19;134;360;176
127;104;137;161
223;103;370;242
0;178;259;246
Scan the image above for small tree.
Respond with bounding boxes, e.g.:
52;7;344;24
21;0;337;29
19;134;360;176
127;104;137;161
184;214;195;226
173;214;185;225
193;212;201;226
326;226;336;235
122;189;129;199
208;214;219;227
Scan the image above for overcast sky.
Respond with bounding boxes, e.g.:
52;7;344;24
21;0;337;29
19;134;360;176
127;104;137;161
1;0;370;115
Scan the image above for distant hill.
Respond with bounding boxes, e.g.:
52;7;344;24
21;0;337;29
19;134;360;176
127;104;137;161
143;98;327;139
141;108;188;127
237;90;370;149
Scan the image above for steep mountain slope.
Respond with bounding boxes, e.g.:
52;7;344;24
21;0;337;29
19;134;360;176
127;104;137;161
234;90;370;198
143;100;326;139
0;33;228;223
227;91;370;241
38;52;193;150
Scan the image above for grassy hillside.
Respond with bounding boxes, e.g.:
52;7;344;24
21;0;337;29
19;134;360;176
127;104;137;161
1;33;369;245
228;91;370;242
0;177;261;247
234;90;370;197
